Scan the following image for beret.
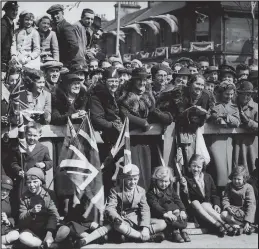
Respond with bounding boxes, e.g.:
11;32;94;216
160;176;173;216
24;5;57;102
47;4;64;14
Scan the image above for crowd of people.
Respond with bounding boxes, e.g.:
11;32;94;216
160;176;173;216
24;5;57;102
1;1;258;249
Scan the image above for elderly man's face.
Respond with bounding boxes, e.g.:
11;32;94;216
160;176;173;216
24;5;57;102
46;67;60;84
81;12;94;28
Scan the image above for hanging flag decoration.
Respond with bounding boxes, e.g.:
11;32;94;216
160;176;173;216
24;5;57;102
170;44;182;54
121;23;142;36
58;115;104;222
155;47;167;57
189;42;214;52
150;14;179;33
138;20;160;35
139;51;150;59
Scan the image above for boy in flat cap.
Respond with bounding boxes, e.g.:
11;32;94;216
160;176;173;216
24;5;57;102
1;1;19;76
46;4;79;67
105;164;166;242
2;175;20;248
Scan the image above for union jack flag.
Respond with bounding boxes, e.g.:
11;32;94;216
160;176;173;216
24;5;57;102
18;112;27;154
58;115;104;222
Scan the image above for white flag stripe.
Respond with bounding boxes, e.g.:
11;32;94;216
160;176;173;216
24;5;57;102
66;171;90;177
112;157;124;181
60;159;88;169
69;145;88;161
125;131;129;138
79;160;99;190
78;129;99;152
124;149;131;156
68;118;77;138
91;186;104;205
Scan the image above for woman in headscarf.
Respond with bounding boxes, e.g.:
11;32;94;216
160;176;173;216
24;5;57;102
207;81;240;188
11;11;40;69
233;81;258;174
36;15;59;62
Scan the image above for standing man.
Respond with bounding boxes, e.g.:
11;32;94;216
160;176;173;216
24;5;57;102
74;8;95;63
1;1;19;76
46;4;79;68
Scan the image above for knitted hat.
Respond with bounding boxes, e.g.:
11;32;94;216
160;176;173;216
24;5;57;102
26;167;45;183
1;175;13;190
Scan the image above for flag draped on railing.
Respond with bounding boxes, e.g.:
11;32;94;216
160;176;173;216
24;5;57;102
58;115;104;221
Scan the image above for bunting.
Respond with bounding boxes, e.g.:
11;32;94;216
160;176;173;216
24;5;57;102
155;47;167;57
170;44;182;54
139;51;150;59
189;42;214;52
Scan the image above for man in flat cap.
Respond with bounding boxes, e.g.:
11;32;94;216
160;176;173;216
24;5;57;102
46;4;80;67
1;1;19;76
41;58;63;93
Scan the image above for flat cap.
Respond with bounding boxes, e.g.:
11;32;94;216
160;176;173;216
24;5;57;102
175;67;191;76
70;64;88;74
47;4;64;14
41;59;63;70
2;1;18;11
64;73;81;82
119;164;140;178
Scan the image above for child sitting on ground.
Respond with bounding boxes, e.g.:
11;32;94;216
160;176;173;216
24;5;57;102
18;167;69;248
180;154;233;237
221;165;256;235
147;166;191;243
105;164;167;243
1;175;20;249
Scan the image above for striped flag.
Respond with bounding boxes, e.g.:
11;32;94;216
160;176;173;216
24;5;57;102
58;115;104;221
18;112;27;153
102;117;131;180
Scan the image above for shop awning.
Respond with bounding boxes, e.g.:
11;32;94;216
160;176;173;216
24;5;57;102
137;20;160;35
121;23;142;36
150;14;179;33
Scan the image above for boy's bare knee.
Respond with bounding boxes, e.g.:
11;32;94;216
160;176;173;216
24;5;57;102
10;230;20;240
19;232;32;243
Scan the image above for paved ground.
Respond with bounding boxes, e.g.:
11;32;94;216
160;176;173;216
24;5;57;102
82;233;258;248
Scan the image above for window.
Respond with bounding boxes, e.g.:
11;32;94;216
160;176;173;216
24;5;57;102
195;16;210;42
225;17;258;53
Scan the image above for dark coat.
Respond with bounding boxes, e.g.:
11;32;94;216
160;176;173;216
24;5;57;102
53;19;79;67
182;172;220;207
1;15;14;71
19;188;59;237
1;196;15;235
10;141;53;176
90;83;121;136
51;86;89;125
147;184;186;219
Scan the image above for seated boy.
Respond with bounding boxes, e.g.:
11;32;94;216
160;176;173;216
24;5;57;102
18;167;69;248
105;164;166;242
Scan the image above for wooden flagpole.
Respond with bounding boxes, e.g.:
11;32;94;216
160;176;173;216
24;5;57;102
116;2;121;56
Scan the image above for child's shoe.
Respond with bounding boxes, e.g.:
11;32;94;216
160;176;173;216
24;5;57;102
180;231;191;242
217;226;226;237
235;227;243;236
171;230;184;243
149;232;165;242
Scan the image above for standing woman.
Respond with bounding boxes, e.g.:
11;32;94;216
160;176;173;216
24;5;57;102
118;68;172;190
207;81;240;187
233;81;258;174
11;11;41;69
36;15;59;62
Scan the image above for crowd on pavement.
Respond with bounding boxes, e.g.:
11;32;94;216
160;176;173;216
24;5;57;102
1;1;258;249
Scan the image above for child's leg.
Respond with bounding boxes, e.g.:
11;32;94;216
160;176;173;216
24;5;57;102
201;202;226;225
191;200;219;226
149;219;167;234
221;211;243;226
55;225;70;243
2;230;19;245
19;231;42;247
80;224;111;245
114;221;141;239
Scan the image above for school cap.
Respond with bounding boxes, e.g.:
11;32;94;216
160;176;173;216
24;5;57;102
1;175;13;190
120;164;140;178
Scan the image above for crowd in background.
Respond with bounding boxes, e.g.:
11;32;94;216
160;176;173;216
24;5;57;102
1;1;259;249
